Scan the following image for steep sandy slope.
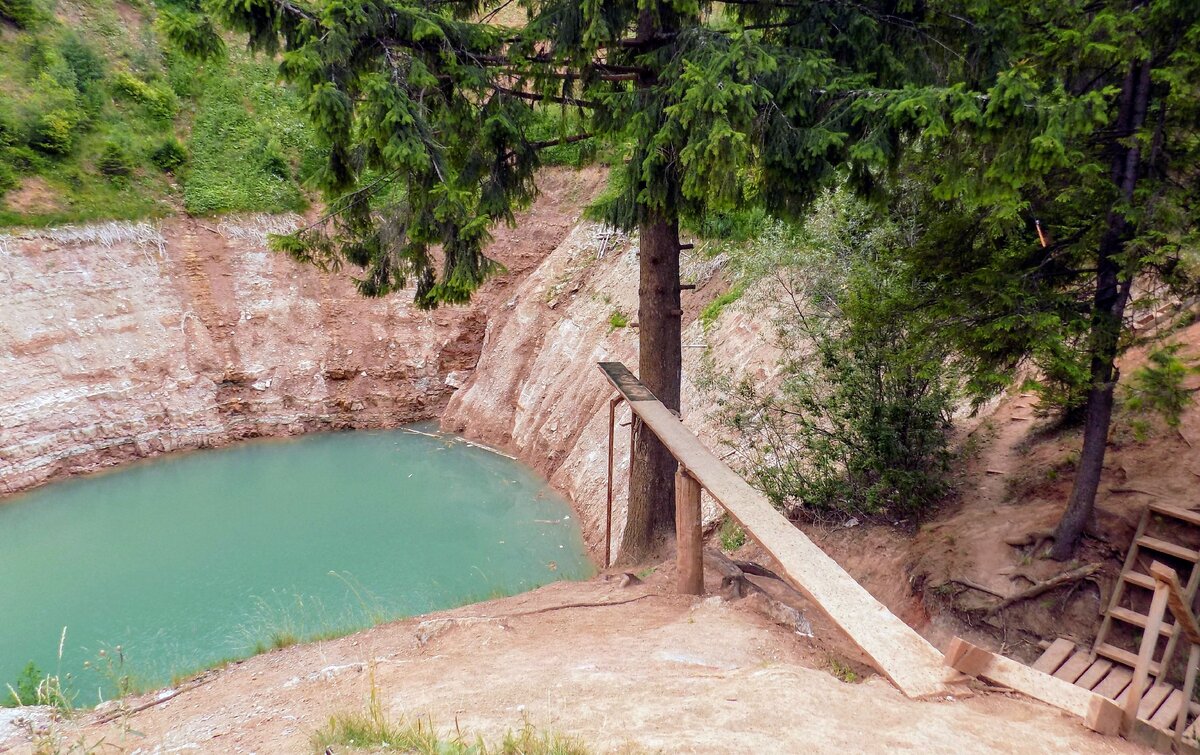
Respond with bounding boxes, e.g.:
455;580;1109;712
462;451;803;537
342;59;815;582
0;168;604;497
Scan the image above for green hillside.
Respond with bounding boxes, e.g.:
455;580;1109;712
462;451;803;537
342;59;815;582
0;0;319;226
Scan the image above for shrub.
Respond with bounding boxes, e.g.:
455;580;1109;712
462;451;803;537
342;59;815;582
0;0;40;28
150;137;187;172
1124;343;1200;434
111;71;178;121
0;162;17;197
97;136;134;179
706;192;954;521
31;108;79;154
4;662;43;707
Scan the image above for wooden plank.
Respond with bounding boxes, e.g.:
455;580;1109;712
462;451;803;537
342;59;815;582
675;469;703;596
1097;643;1161;676
1150;561;1200;644
1149;689;1184;729
1139;535;1200;562
1176;644;1200;748
1138;683;1173;720
1110;606;1175;637
599;363;949;699
1032;638;1076;674
1077;659;1114;690
1052;650;1094;684
1150;502;1200;528
944;636;1118;733
1126;571;1158;591
1095;666;1134;700
1125;582;1171;735
1086;695;1124;737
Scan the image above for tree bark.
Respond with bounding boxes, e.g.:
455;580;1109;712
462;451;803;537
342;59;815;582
1050;59;1151;560
619;210;682;564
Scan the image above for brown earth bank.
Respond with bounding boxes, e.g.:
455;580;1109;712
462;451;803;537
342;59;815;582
0;167;605;498
0;574;1141;754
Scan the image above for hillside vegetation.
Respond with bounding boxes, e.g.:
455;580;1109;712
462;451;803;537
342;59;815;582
0;0;319;226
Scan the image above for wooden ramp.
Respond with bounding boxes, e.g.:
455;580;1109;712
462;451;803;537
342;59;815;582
598;362;950;699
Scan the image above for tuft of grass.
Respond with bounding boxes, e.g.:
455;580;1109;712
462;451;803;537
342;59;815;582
699;282;745;330
718;517;746;552
607;308;629;331
828;657;860;684
313;662;590;754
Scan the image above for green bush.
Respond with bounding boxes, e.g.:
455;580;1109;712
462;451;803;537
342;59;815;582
31;108;79;154
150;136;187;172
0;0;41;28
707;194;954;521
97;136;134;178
0;162;17;197
3;662;43;707
111;71;178;121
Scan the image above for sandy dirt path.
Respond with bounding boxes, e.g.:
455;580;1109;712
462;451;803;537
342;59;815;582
2;576;1143;754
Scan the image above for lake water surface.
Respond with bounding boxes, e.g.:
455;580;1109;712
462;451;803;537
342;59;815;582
0;427;592;703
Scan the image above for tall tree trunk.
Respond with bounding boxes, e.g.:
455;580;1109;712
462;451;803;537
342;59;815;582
1049;59;1151;560
620;210;682;563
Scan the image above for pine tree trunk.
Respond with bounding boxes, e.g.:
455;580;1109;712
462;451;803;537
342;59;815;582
619;211;682;564
1049;60;1150;560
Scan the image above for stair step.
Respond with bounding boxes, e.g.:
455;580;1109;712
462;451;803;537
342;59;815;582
1125;571;1158;590
1138;535;1200;562
1111;606;1176;637
1149;688;1186;729
1138;683;1173;719
1077;658;1114;690
1096;643;1161;677
1032;638;1075;674
1052;651;1093;684
1094;665;1134;700
1150;502;1200;528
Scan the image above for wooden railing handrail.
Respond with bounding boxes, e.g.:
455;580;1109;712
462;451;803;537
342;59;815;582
596;361;951;699
1149;561;1200;644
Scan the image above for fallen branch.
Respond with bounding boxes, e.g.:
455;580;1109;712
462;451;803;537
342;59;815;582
985;564;1103;615
90;674;217;727
1109;486;1164;498
944;578;1006;599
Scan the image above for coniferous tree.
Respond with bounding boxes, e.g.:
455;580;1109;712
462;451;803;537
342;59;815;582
887;0;1200;557
168;0;950;561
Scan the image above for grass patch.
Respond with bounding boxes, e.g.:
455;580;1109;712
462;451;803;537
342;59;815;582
718;517;746;552
0;0;317;226
313;670;590;755
828;657;860;684
607;308;629;331
699;282;745;329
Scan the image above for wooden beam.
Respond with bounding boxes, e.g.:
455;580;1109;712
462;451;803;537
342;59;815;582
1125;580;1170;735
675;468;703;596
1150;561;1200;644
943;637;1122;735
598;362;950;698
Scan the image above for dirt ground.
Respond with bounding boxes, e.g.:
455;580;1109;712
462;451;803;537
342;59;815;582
1;571;1143;755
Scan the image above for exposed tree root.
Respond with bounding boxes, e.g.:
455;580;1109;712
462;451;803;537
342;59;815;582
984;564;1102;615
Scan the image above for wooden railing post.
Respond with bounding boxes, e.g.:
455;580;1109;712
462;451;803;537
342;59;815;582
1125;579;1169;735
675;467;703;595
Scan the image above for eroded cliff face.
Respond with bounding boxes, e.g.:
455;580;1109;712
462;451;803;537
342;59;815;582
0;168;604;496
441;224;779;560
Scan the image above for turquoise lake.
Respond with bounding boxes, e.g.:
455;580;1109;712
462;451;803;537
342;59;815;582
0;427;593;703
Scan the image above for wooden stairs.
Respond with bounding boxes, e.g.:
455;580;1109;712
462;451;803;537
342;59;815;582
1034;502;1200;751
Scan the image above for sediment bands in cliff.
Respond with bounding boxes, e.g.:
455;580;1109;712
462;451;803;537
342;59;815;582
441;220;780;561
0;168;604;496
